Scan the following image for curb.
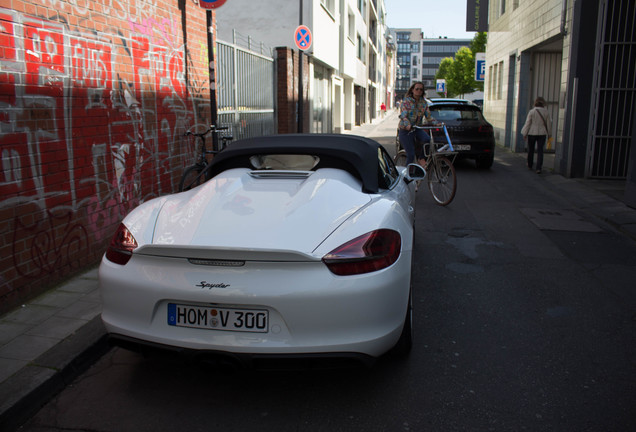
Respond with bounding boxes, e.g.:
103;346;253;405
0;316;110;432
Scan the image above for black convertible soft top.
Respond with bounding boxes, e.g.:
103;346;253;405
206;134;384;193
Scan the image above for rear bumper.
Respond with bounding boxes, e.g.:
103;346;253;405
108;333;376;369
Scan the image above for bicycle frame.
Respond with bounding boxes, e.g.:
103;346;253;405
404;123;458;206
180;125;232;191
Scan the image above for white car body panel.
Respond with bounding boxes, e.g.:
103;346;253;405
150;168;371;254
100;135;422;361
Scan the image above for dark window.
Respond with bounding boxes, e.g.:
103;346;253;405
377;147;399;189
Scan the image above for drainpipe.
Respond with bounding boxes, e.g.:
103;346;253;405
561;0;569;35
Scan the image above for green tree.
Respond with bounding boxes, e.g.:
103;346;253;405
434;32;487;97
470;32;487;56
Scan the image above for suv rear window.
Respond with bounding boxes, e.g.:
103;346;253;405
430;106;483;122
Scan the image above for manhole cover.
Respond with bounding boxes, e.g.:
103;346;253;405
520;208;602;232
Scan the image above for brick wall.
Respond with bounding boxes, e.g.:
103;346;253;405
0;0;215;313
275;47;309;134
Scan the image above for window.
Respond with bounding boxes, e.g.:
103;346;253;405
422;57;444;65
348;10;355;40
377;147;399;190
430;106;483;122
488;61;504;100
320;0;335;15
497;61;504;99
357;34;366;62
357;0;366;16
494;0;506;19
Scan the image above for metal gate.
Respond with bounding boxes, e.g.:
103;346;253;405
216;40;275;140
588;0;635;178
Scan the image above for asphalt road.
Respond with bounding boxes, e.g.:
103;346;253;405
18;147;636;432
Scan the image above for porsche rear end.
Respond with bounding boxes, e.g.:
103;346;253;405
100;168;413;362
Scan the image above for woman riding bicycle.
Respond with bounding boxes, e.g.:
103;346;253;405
398;81;442;165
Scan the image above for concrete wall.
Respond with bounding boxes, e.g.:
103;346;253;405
0;0;212;313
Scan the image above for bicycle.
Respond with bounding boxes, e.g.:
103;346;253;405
179;124;233;192
395;124;458;206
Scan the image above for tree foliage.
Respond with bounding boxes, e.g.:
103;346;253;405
434;32;487;98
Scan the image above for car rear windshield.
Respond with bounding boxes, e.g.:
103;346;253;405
430;106;484;122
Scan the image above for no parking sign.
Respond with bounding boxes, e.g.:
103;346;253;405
199;0;227;9
294;25;312;51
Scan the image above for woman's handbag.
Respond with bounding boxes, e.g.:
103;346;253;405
538;109;553;149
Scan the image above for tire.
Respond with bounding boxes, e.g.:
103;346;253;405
476;154;494;169
393;289;413;356
179;165;205;191
427;155;457;206
394;150;408;167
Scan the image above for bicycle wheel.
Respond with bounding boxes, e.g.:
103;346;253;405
394;150;408;166
179;165;205;192
427;156;456;206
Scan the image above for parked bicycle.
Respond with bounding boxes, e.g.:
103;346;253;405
179;124;233;192
395;124;457;206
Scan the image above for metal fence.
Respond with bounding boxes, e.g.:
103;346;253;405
216;38;276;141
588;0;635;178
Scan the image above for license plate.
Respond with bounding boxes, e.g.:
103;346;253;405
168;303;269;333
454;145;471;151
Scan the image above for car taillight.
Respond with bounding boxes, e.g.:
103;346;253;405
322;229;401;276
105;223;138;265
479;124;493;133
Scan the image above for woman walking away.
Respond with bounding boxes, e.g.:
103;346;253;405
521;97;552;174
398;82;435;165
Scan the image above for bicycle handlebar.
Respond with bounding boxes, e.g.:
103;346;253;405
412;124;454;152
184;124;230;138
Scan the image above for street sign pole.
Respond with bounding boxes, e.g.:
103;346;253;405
198;0;226;150
298;1;303;133
207;10;218;150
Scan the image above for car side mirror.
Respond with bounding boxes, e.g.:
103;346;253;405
404;163;426;182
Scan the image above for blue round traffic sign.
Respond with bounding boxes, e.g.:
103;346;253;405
294;25;312;51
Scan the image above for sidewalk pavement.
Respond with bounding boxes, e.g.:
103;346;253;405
2;112;636;431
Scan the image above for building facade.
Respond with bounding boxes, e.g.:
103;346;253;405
391;28;422;103
391;29;472;101
216;0;390;133
418;38;472;95
483;0;635;205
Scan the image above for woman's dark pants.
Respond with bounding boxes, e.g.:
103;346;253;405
527;135;546;170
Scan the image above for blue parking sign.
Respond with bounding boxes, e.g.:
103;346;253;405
475;53;486;82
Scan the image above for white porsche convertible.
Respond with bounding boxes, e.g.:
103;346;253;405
100;134;425;366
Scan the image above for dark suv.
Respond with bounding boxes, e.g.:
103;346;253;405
427;99;495;169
